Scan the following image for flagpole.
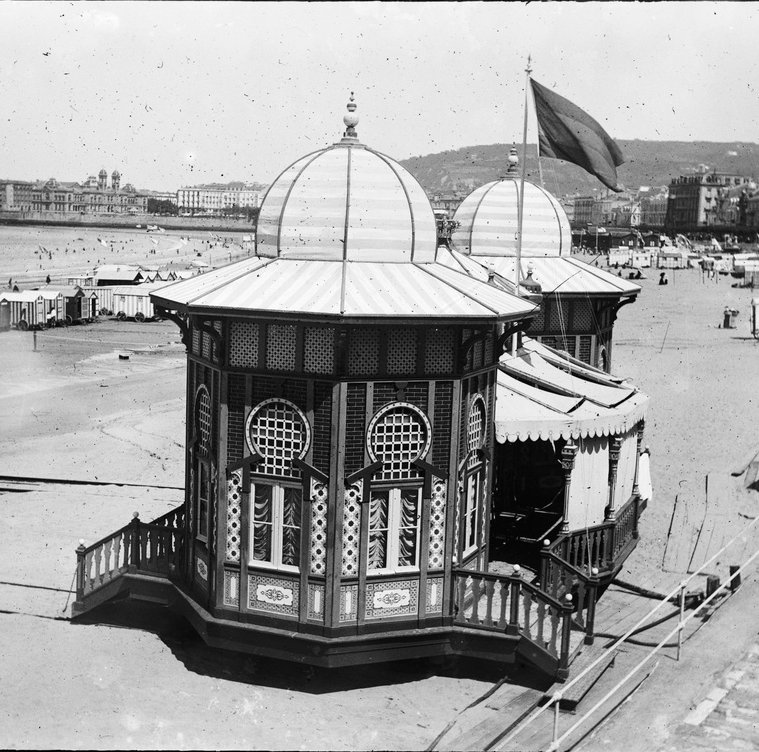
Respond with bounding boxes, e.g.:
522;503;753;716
516;55;532;294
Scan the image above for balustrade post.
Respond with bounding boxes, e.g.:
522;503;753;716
559;444;578;534
540;538;551;586
584;567;599;645
129;512;141;571
558;593;574;678
507;565;521;636
606;436;622;522
75;539;86;598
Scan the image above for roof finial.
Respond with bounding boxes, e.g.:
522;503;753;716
507;144;519;174
343;92;359;140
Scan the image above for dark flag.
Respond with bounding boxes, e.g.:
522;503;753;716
530;79;625;192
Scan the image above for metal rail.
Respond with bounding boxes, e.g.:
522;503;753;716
494;510;759;751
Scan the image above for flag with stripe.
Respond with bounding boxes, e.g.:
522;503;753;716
531;79;625;192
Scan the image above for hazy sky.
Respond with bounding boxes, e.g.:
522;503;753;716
1;1;758;191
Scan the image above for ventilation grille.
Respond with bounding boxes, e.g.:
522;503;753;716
348;329;379;376
386;329;416;375
304;327;335;374
266;324;297;371
229;321;259;368
424;328;454;373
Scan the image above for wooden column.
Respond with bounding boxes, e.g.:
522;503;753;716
632;420;645;497
559;443;578;534
606;436;623;522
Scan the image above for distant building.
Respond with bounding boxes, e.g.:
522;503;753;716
0;170;147;215
665;168;753;232
429;192;466;217
176;185;262;216
639;189;668;228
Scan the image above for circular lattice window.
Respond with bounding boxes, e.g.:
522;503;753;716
367;402;431;481
195;385;212;454
245;398;311;476
467;395;486;466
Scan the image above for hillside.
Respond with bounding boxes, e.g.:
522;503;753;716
399;141;759;197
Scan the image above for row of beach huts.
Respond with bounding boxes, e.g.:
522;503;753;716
0;263;204;332
606;247;759;279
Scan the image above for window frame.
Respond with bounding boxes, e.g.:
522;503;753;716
367;485;423;576
248;479;303;573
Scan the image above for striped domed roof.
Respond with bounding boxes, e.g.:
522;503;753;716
451;172;572;258
256;99;437;263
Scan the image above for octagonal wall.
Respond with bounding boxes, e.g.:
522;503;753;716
181;314;500;638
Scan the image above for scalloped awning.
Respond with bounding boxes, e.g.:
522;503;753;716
495;339;648;442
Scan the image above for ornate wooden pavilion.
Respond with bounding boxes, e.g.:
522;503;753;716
72;100;651;681
447;148;641;372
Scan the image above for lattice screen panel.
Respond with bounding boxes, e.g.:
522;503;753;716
529;307;546;331
367;403;430;481
191;329;201;356
466;396;485;469
225;469;242;563
304;327;335;374
548;301;566;331
309;478;328;575
386;329;416;375
199;331;210;361
348;329;380;376
196;385;212;453
424;328;454;373
427;477;446;570
266;324;297;371
341;481;362;577
572;301;594;332
246;398;310;477
229;320;259;368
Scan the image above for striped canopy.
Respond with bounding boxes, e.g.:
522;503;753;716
150;256;537;322
256;141;437;263
451;178;572;258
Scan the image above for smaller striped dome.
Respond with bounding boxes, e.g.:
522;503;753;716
451;178;571;258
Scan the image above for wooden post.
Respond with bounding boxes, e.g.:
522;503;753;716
76;539;86;598
558;593;573;678
130;512;141;571
676;582;686;661
507;566;521;636
632;420;645;497
606;436;622;522
584;567;599;645
559;444;578;534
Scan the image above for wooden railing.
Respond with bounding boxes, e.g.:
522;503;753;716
540;552;598;645
76;509;185;600
453;568;574;672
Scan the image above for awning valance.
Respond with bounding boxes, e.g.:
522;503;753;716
495;339;648;442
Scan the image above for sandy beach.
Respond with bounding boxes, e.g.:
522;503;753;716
0;224;254;289
0;252;758;749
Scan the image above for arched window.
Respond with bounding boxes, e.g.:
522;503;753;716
246;399;311;572
366;403;431;574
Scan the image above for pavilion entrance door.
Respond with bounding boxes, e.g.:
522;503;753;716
490;439;565;570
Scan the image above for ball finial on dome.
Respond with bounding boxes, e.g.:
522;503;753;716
343;92;359;139
506;145;519;175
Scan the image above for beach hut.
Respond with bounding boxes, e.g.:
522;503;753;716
111;282;171;321
0;299;10;332
0;291;47;330
657;250;688;269
79;286;112;315
72;99;652;682
68;274;96;287
448;148;640;372
37;289;66;325
94;265;144;287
